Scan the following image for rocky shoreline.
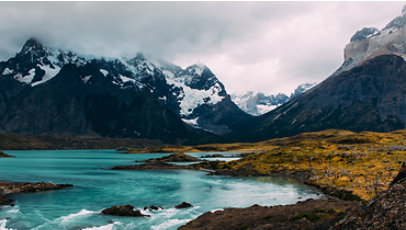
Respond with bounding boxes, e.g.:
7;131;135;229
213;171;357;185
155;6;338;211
0;181;73;206
111;152;406;229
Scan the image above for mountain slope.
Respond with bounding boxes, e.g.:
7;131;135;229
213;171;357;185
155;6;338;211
230;55;406;141
0;62;214;143
228;7;406;142
0;38;250;136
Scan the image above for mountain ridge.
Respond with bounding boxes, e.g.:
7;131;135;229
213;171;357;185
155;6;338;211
0;38;250;138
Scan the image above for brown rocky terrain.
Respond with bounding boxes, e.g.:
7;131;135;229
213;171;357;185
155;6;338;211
0;151;14;157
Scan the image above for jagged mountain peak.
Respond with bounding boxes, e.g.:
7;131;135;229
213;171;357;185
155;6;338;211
21;37;45;53
383;5;406;30
231;83;315;116
0;37;250;136
335;5;406;75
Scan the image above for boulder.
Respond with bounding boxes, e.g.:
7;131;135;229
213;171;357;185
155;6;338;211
101;204;150;217
175;202;193;209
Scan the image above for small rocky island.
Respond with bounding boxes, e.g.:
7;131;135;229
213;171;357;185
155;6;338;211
0;151;14;158
112;153;203;170
0;181;73;206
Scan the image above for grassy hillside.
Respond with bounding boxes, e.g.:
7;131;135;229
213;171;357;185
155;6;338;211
128;129;406;200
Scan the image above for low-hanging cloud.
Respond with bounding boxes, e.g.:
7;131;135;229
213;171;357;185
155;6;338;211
0;2;404;94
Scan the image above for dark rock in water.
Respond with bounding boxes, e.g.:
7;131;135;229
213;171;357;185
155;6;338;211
390;161;406;186
0;151;14;158
200;154;224;158
0;194;13;205
144;205;163;211
175;202;193;209
101;204;150;217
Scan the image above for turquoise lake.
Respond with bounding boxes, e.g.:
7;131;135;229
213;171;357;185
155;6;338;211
0;150;322;230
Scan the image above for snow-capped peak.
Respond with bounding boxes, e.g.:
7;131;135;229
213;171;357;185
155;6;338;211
232;83;316;116
186;63;206;76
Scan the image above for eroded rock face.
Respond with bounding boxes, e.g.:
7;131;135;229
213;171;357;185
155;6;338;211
337;7;406;75
101;204;150;217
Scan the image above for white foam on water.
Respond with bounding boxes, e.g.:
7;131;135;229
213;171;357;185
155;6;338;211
60;209;98;223
210;209;224;213
82;221;121;230
0;219;16;230
5;206;19;214
151;218;192;230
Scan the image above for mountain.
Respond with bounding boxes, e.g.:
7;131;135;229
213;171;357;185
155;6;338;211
0;38;249;142
231;83;316;116
228;6;406;142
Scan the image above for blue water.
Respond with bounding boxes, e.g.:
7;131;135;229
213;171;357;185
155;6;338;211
0;150;322;230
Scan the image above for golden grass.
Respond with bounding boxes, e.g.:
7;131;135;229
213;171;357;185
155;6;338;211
126;129;406;200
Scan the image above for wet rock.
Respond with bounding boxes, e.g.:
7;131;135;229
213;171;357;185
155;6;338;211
101;204;150;217
200;154;224;158
144;205;163;211
175;202;193;209
0;151;14;158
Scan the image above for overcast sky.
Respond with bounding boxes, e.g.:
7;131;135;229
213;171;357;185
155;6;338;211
0;2;404;95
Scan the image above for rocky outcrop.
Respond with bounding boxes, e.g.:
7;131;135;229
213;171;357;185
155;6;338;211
175;202;193;209
180;198;358;230
101;204;150;217
0;181;72;194
144;205;163;211
337;6;406;75
0;151;14;157
0;181;73;206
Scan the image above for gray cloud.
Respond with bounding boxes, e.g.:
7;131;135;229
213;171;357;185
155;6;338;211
0;2;404;94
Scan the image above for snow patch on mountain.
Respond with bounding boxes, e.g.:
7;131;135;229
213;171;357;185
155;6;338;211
31;64;61;87
99;69;109;77
2;67;12;75
165;71;225;116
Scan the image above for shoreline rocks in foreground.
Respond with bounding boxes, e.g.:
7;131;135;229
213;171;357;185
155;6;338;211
179;197;359;230
0;181;73;206
180;162;406;229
